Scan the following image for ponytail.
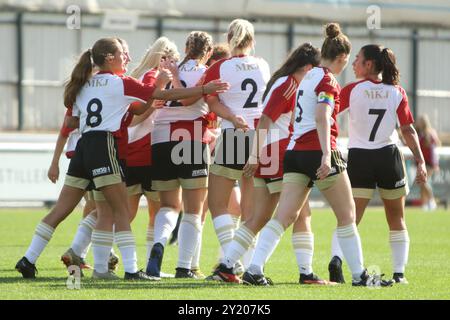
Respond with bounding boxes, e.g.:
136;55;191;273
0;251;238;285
64;50;93;108
361;45;400;85
380;47;400;85
64;38;120;108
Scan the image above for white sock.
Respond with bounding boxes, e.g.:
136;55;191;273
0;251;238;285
213;214;235;254
115;231;138;274
146;226;154;261
224;224;255;269
337;224;365;281
248;219;284;275
81;243;91;259
331;229;344;260
191;223;204;270
292;232;314;275
71;213;96;257
231;215;240;229
390;230;410;274
92;230;114;273
154;207;179;246
25;222;55;264
177;213;202;269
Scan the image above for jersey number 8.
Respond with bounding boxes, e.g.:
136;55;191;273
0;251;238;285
86;98;103;128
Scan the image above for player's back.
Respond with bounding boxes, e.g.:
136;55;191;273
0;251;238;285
213;55;271;129
342;79;409;149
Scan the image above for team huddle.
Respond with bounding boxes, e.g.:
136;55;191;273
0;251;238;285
15;19;427;286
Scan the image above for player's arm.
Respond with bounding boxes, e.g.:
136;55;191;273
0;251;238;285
243;114;273;177
206;95;249;130
400;124;427;184
48;114;72;183
315;103;332;180
164;60;202;106
65;116;79;129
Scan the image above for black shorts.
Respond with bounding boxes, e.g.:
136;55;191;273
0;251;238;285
347;145;408;199
65;131;125;190
152;141;209;190
210;129;254;180
283;149;347;190
126;165;153;192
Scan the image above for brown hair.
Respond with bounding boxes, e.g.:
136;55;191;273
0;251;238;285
206;43;231;66
321;23;351;61
179;31;213;68
263;43;321;101
64;38;120;107
361;44;400;85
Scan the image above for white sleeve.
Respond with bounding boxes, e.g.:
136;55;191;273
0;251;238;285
72;103;81;117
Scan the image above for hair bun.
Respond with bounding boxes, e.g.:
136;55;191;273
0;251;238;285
325;23;341;38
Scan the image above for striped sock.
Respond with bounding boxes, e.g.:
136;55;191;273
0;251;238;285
115;231;138;274
146;226;154;261
248;219;285;275
224;224;255;269
177;213;202;269
292;232;314;275
25;222;55;264
92;230;114;273
337;224;364;280
231;215;241;229
213;214;235;253
390;230;410;273
71;213;96;257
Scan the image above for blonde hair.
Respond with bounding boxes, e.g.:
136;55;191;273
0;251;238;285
227;19;254;52
130;37;180;79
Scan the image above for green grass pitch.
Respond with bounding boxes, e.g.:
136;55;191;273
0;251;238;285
0;207;449;300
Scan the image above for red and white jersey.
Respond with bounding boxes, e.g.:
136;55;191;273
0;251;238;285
72;71;155;134
256;75;299;178
152;59;210;144
287;67;340;151
153;59;209;124
60;107;80;159
340;79;414;149
127;68;158;166
203;55;271;130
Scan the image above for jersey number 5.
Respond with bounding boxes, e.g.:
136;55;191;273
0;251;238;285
86;98;103;128
295;90;304;123
368;109;386;141
241;78;258;108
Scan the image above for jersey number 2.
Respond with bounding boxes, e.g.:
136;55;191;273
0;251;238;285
241;78;258;108
368;109;386;141
86;98;103;127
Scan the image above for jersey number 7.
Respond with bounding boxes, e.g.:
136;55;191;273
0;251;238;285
368;109;386;141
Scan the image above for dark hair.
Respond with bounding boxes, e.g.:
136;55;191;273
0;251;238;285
206;43;231;66
179;31;213;68
321;23;351;61
361;44;400;85
262;43;321;101
64;38;120;107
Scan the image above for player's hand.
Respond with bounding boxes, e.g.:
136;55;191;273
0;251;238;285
231;115;249;131
152;100;166;109
243;156;259;178
203;80;230;94
156;69;173;87
316;154;331;180
161;59;179;77
415;161;427;184
47;163;59;183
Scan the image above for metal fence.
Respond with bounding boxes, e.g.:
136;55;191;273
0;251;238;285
1;11;450;137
